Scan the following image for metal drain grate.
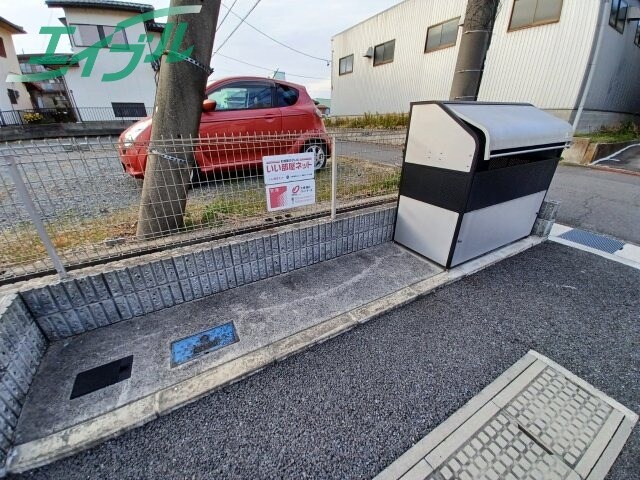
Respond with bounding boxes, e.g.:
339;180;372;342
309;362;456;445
558;229;625;254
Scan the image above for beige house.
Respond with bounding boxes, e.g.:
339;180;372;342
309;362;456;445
0;17;33;123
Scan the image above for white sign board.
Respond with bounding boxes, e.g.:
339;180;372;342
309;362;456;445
266;180;316;212
263;153;315;186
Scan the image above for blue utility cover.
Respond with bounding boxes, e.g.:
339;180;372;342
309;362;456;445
171;322;238;367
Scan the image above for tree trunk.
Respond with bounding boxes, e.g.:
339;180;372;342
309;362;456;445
449;0;500;101
137;0;221;239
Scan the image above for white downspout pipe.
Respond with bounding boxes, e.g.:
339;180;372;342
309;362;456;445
573;1;610;133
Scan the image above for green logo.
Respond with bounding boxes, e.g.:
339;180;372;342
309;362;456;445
7;6;201;83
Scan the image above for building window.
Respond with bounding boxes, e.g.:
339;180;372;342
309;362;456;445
112;102;147;118
425;17;460;53
71;24;128;48
7;89;19;105
0;38;6;58
635;22;640;47
339;54;354;75
509;0;563;31
609;0;628;33
373;40;395;66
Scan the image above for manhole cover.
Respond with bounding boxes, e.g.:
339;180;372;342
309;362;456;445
171;322;238;367
426;412;574;480
504;367;612;468
375;351;638;480
70;355;133;399
558;229;625;254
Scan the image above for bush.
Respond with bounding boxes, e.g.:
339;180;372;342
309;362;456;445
576;121;640;143
325;112;409;129
23;112;45;124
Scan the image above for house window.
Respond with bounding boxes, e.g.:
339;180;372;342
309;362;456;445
339;54;354;75
7;89;19;105
635;23;640;47
71;24;128;48
509;0;563;31
425;17;460;52
373;40;395;66
112;102;147;118
0;38;6;58
609;0;628;33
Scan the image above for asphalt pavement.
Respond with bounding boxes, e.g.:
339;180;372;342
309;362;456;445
13;241;639;480
338;140;640;244
548;165;640;244
595;144;640;173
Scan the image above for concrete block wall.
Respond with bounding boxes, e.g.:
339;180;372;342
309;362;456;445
532;200;561;238
0;295;47;467
18;205;397;342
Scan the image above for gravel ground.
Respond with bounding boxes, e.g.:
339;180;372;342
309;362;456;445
12;242;639;480
0;138;264;229
0;137;397;229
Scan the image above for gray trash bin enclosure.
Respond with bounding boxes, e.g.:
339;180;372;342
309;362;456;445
393;101;573;268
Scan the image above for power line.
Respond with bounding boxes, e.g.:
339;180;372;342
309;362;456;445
212;0;262;57
215;52;329;80
219;2;331;64
216;0;238;31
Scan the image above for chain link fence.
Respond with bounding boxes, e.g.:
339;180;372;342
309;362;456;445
0;130;404;284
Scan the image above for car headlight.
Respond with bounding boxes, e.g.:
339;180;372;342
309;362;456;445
122;119;152;148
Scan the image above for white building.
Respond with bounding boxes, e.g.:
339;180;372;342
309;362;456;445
331;0;640;132
45;0;164;119
0;17;33;123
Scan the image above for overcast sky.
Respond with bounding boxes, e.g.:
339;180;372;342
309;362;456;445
4;0;401;98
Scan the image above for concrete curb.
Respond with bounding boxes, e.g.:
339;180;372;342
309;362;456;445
559;160;640;178
5;236;544;474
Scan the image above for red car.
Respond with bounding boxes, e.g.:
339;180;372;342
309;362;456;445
119;77;331;179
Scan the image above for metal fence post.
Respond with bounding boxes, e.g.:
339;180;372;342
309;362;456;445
4;155;68;279
330;135;338;219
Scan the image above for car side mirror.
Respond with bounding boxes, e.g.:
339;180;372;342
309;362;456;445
203;99;217;113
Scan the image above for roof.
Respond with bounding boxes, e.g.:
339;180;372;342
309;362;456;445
146;22;165;33
314;98;332;108
45;0;154;13
0;16;26;34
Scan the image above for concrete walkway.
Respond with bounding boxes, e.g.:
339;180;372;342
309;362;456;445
10;243;443;470
8;241;638;479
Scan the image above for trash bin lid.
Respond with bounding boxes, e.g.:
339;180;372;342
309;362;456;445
446;103;573;160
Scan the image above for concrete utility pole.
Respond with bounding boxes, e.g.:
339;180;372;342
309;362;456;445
449;0;500;101
137;0;221;239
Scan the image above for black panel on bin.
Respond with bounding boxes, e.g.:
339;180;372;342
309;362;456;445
466;158;559;212
399;163;472;213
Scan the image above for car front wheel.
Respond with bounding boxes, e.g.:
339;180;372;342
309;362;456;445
303;141;328;170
